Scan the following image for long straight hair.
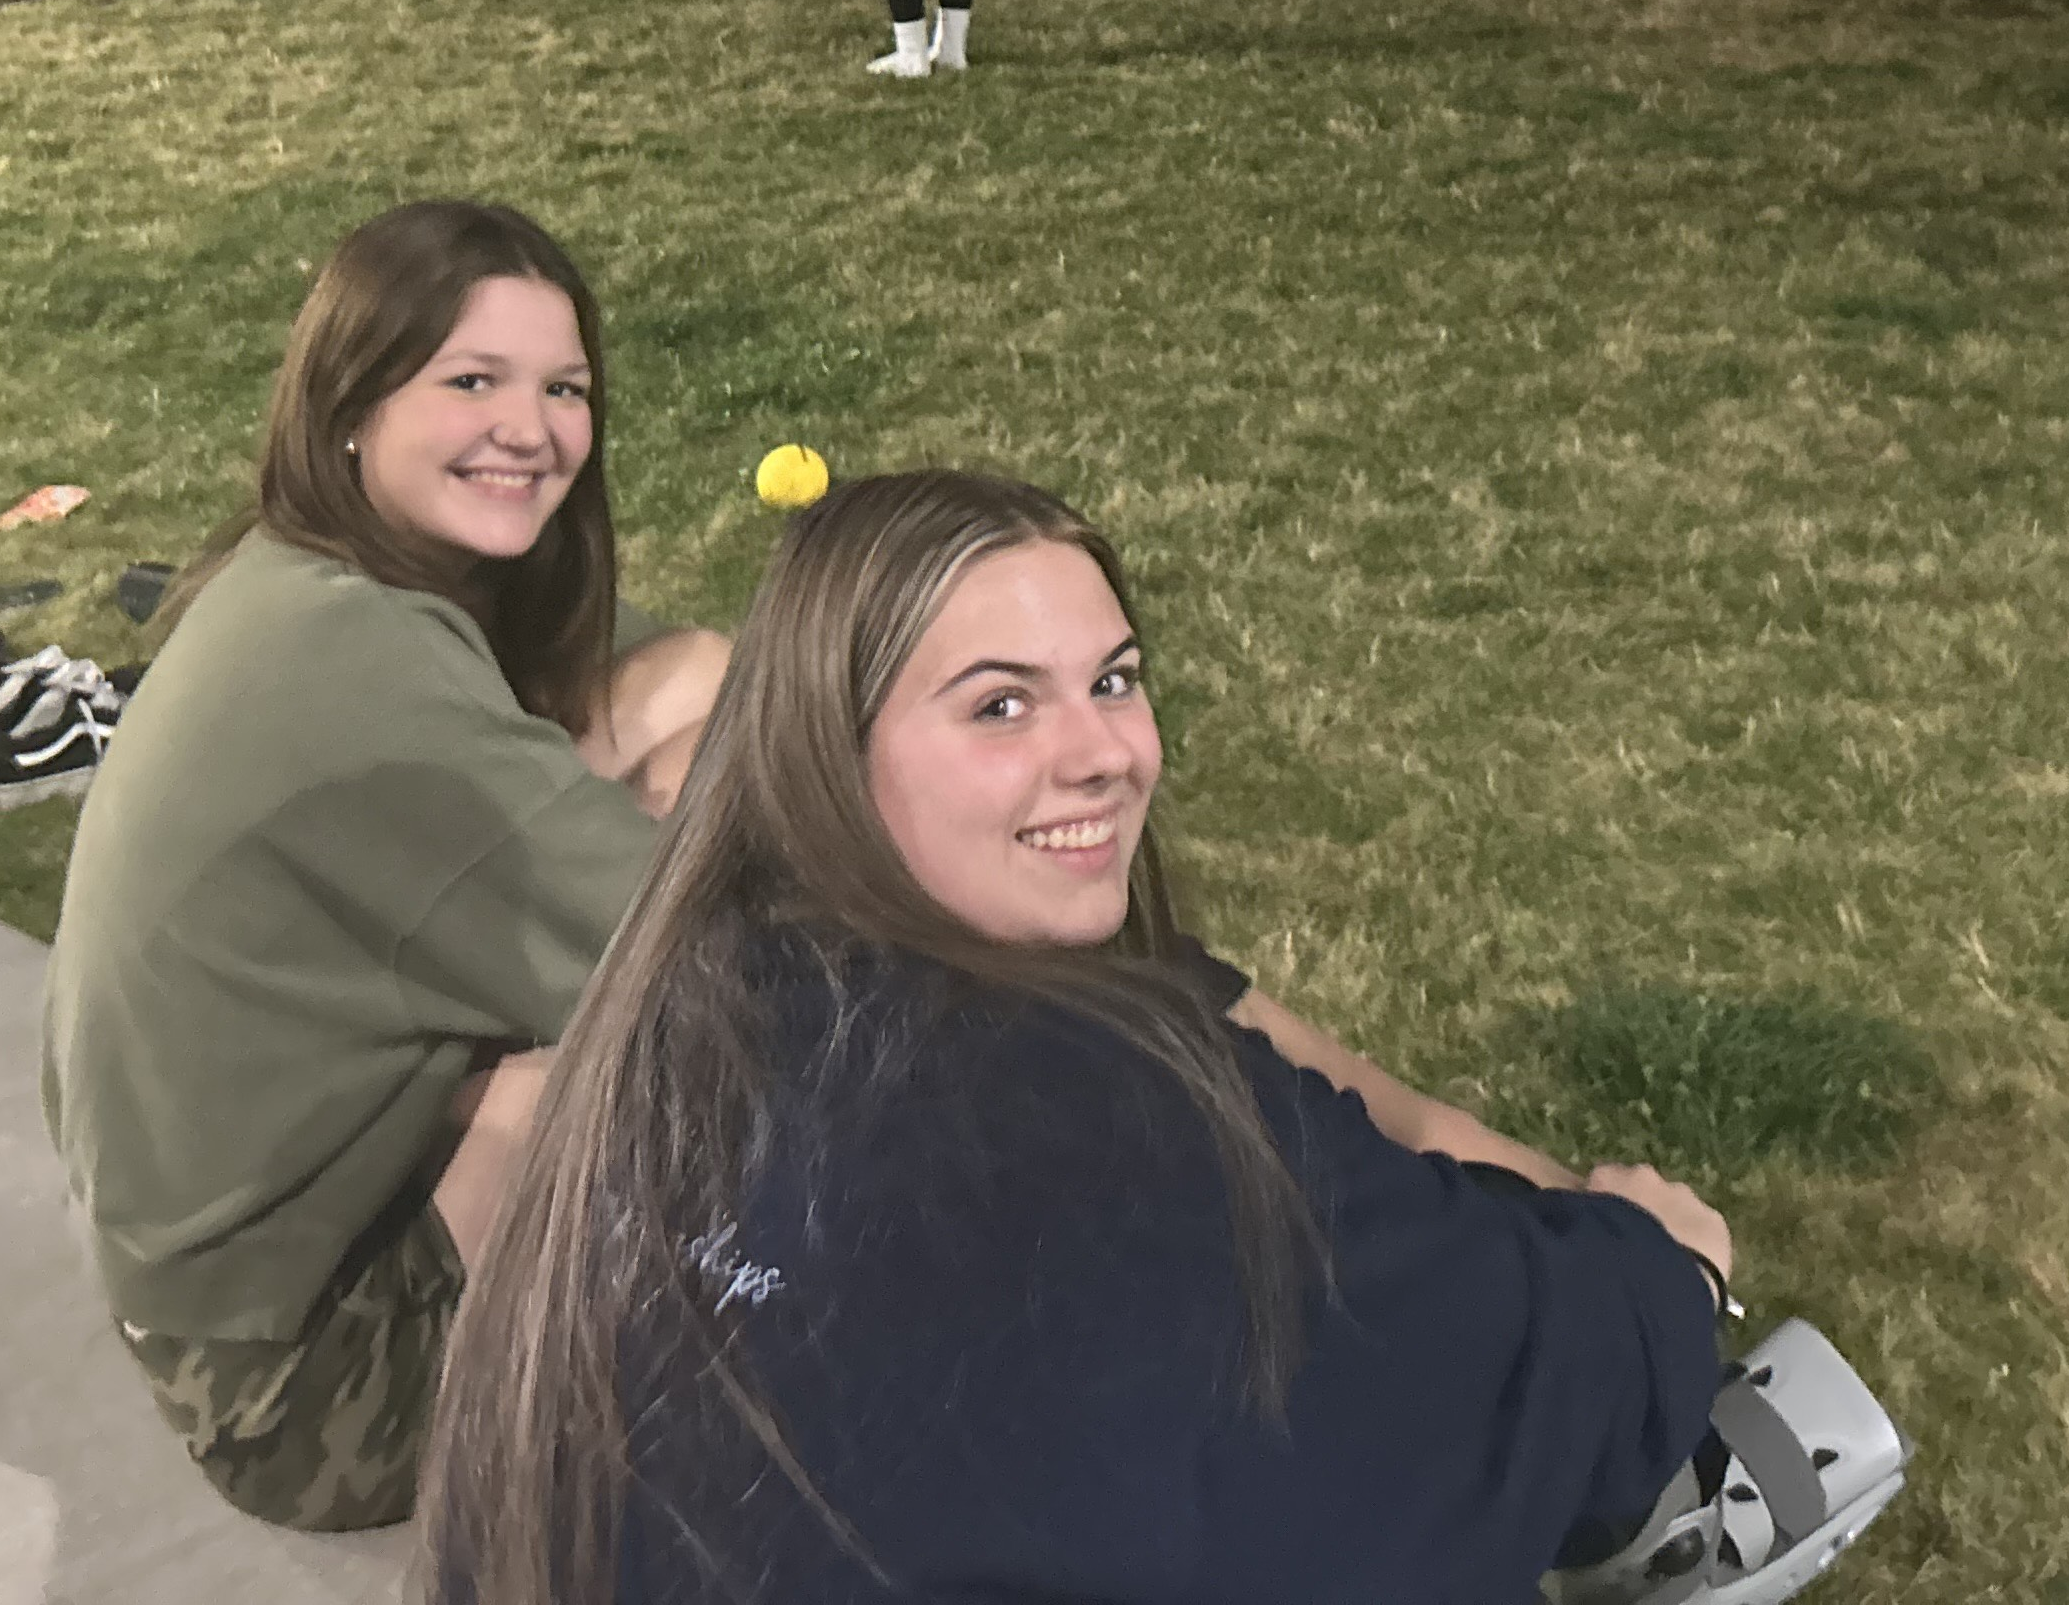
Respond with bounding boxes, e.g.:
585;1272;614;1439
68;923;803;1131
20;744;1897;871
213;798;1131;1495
158;200;616;735
419;471;1323;1604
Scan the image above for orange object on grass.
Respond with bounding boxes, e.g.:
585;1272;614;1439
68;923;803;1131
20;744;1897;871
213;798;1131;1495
0;486;91;531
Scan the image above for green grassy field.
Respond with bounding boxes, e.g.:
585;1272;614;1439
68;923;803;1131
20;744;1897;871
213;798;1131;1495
5;0;2067;1594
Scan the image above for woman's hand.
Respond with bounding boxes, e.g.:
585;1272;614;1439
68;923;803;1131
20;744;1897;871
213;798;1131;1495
436;1046;555;1272
1583;1162;1734;1300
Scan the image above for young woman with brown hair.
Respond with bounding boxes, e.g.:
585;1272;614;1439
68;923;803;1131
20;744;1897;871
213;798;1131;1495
41;200;726;1532
422;470;1730;1604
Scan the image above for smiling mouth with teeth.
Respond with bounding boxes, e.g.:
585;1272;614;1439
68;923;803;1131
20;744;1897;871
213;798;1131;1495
1017;817;1119;852
459;469;540;490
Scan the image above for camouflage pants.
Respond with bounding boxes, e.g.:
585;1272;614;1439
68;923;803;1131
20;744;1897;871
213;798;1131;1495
115;1205;466;1531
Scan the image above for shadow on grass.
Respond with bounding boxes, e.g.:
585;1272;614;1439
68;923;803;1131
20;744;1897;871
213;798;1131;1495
1483;985;1943;1179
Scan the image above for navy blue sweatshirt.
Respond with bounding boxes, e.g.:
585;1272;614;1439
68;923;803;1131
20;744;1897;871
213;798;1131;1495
619;941;1719;1604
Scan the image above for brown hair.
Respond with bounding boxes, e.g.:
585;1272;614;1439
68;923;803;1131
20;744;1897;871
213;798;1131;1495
160;199;616;734
420;471;1322;1604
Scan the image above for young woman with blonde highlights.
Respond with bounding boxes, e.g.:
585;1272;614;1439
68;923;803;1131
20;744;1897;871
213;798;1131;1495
42;200;726;1531
423;469;1730;1605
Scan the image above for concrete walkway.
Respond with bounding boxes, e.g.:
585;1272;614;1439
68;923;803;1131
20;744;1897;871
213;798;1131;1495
0;924;411;1605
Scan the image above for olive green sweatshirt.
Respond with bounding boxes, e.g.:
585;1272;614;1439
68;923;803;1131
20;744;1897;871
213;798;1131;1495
42;534;662;1341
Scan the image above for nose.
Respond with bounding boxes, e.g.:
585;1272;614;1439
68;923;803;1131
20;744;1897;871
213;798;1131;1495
1052;693;1137;788
489;389;550;454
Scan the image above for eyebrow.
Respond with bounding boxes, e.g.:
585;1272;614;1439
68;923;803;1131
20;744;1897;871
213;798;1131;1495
432;350;592;375
933;635;1140;698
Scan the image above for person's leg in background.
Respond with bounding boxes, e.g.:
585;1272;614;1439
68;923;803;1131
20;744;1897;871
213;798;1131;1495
931;0;972;70
869;0;932;76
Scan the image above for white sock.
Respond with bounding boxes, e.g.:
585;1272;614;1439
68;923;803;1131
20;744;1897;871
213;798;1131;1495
868;18;930;74
931;6;970;67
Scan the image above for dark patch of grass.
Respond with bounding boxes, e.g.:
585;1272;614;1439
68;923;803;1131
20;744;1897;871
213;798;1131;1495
1487;986;1942;1179
1821;292;1978;342
1760;57;1934;89
1423;578;1516;620
1807;168;2057;231
1911;217;2006;281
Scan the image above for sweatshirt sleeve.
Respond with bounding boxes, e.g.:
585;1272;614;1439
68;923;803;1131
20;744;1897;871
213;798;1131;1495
1202;1042;1723;1602
359;603;662;1046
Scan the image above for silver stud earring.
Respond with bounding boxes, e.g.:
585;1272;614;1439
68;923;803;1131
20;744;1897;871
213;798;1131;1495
345;438;359;458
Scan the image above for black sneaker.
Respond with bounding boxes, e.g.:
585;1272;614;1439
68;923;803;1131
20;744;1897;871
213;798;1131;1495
1;657;126;811
8;652;125;740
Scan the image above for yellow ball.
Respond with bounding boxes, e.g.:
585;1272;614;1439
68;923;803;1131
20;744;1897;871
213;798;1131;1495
755;444;830;509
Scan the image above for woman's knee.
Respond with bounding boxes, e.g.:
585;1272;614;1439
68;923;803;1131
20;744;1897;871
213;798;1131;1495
619;628;732;740
582;628;732;784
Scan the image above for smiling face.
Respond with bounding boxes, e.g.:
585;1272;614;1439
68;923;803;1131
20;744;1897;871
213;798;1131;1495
353;274;593;563
866;538;1163;946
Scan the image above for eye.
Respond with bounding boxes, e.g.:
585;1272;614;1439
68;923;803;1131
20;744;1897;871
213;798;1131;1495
974;691;1029;723
548;379;591;401
1093;663;1142;699
445;373;489;393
